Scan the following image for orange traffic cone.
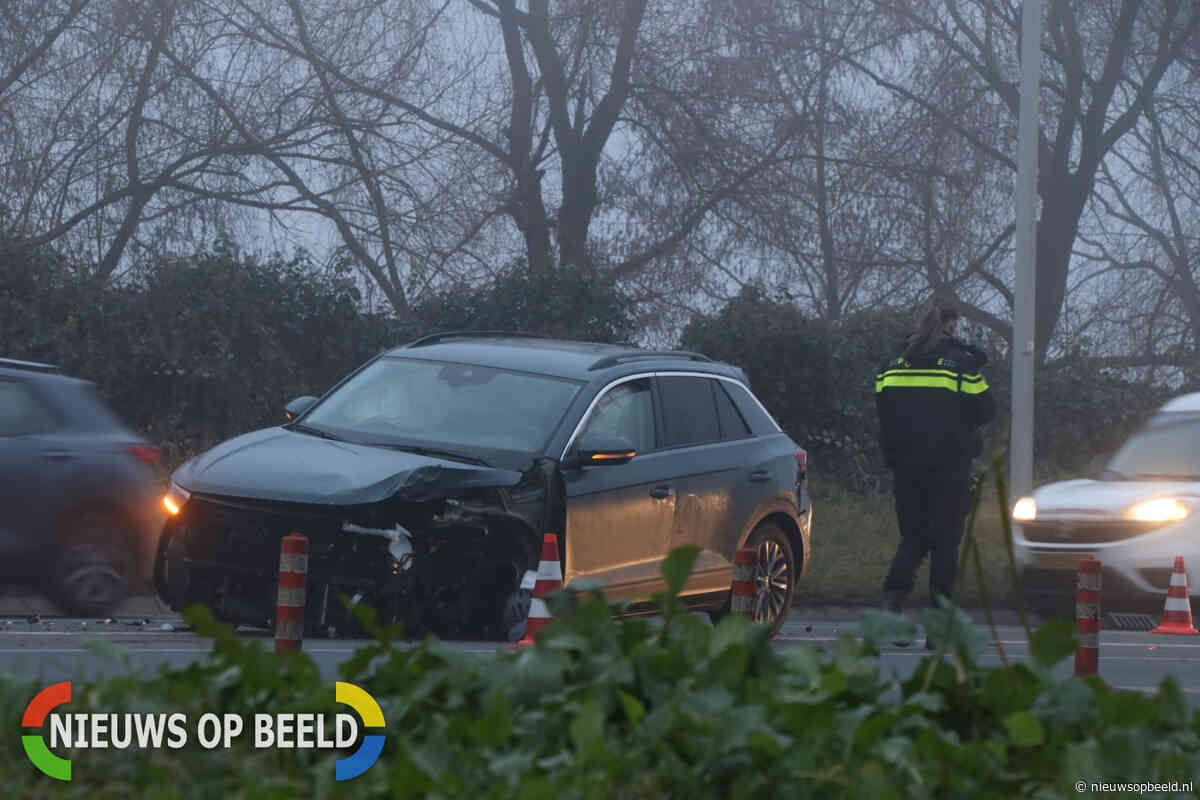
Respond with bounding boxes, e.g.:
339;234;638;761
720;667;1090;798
510;533;562;648
1151;556;1200;636
731;547;757;620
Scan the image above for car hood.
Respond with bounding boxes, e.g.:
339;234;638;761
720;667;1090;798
172;427;524;505
1030;478;1200;519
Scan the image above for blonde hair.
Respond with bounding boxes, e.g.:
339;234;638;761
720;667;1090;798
903;303;959;359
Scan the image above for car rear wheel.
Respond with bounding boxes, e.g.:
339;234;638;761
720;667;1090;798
710;521;797;635
53;513;132;617
747;522;796;635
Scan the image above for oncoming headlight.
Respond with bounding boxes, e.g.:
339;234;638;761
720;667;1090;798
1012;497;1036;521
163;482;191;516
1125;497;1191;523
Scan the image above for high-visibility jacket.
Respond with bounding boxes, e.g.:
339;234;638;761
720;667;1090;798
875;336;996;469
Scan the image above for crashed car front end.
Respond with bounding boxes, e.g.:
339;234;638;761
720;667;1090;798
154;460;559;641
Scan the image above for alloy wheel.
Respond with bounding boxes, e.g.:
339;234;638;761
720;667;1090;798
753;538;791;625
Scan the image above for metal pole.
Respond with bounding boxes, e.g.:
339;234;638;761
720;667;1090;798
1011;0;1042;501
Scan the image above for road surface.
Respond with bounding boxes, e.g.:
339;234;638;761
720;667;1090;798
2;612;1197;702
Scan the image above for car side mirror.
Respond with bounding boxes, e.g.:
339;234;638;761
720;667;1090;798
569;434;637;468
284;395;318;421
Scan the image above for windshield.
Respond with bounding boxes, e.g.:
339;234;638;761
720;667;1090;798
299;357;581;454
1106;412;1200;480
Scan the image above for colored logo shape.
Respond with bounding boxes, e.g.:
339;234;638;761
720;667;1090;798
23;681;72;781
334;681;385;781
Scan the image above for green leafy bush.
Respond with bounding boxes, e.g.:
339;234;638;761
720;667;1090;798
3;542;1198;799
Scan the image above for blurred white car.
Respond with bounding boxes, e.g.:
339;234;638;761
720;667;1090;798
1012;391;1200;612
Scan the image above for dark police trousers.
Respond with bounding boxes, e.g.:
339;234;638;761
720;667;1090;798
882;464;971;607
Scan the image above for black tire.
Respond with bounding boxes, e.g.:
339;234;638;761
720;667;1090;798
710;521;797;636
53;512;133;617
502;586;532;643
747;522;797;636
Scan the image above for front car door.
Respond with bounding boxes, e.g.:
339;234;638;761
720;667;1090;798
562;377;678;601
0;377;65;565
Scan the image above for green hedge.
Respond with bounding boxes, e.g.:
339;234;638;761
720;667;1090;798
680;286;1174;492
2;547;1197;798
1;241;634;468
0;236;1179;484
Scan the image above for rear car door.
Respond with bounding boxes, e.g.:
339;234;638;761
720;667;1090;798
656;375;769;596
563;377;678;601
0;378;65;561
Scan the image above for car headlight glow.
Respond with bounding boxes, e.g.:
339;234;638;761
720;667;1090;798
163;482;191;516
1012;497;1036;521
1125;497;1190;523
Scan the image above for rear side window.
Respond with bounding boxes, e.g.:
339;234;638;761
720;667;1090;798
658;375;720;447
0;380;57;435
721;382;778;436
713;380;752;439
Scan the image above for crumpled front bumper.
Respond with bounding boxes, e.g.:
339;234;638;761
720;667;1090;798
154;495;392;626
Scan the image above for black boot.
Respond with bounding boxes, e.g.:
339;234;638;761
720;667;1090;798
881;590;912;646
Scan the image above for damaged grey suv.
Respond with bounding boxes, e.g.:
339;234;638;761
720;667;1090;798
154;332;811;640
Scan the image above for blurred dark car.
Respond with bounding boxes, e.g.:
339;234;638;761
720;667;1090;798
155;333;812;640
0;358;164;615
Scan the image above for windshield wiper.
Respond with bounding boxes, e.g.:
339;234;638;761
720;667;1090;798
372;442;491;466
290;423;342;441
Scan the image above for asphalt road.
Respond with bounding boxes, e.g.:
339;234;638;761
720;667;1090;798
2;611;1198;703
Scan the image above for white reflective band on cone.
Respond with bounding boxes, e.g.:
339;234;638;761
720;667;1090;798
1077;632;1098;649
1166;597;1191;612
528;597;551;620
275;620;303;640
1171;573;1188;587
279;553;308;573
536;561;562;581
1078;573;1100;590
277;587;305;607
1075;602;1098;619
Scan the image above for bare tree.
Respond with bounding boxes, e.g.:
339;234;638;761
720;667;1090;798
1089;91;1200;378
0;0;297;280
854;0;1200;361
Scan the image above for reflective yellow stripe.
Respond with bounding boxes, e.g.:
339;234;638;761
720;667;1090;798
876;368;986;384
875;372;990;395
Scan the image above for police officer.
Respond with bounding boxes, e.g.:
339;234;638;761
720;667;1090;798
875;303;995;622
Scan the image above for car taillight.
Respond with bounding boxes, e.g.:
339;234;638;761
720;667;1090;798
126;444;160;466
794;448;807;476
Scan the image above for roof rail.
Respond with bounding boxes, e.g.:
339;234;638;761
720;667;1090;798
404;330;545;348
587;350;713;371
0;357;60;373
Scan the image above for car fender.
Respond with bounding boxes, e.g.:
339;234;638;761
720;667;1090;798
736;492;810;575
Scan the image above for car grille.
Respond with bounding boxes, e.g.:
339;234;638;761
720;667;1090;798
181;495;369;566
1019;519;1167;544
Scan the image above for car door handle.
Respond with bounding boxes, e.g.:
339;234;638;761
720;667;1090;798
749;470;770;482
41;449;74;461
649;486;673;499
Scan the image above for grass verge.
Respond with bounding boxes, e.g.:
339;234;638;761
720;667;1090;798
797;476;1013;609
